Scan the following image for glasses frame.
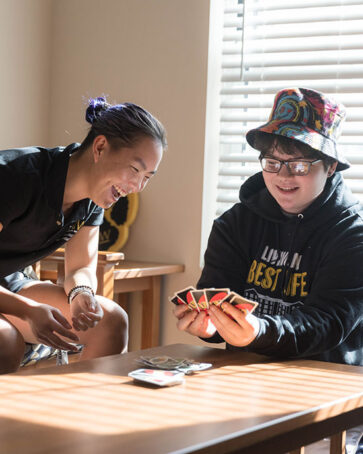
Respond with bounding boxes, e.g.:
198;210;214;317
260;156;322;176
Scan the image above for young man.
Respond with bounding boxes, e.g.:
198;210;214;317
174;87;363;367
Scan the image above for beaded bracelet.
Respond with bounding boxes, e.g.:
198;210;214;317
67;285;95;304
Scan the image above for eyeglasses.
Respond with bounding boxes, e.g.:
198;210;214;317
260;157;322;176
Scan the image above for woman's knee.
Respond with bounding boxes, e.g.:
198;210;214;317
0;318;25;374
101;298;129;333
96;298;129;350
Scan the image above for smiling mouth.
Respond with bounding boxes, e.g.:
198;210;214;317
112;184;127;199
277;185;298;193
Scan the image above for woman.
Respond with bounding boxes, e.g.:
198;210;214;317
0;97;166;373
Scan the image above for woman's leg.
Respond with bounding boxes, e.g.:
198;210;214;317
6;282;128;360
0;314;25;374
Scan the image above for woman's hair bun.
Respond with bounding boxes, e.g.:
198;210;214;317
85;97;109;124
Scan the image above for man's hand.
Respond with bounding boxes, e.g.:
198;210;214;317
208;302;260;347
70;291;103;331
173;304;217;338
25;303;80;351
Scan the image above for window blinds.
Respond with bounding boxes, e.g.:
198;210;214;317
217;0;363;216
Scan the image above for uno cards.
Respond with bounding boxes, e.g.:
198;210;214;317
170;286;258;315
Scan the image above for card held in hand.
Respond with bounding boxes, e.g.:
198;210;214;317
229;295;258;314
175;286;195;306
169;294;186;306
190;290;208;310
205;288;230;306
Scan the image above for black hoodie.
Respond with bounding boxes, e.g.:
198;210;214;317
198;172;363;366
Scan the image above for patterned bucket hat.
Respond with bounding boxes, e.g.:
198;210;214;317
246;87;350;171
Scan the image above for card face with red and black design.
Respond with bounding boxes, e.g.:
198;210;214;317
229;295;258;314
205;289;230;306
190;290;208;311
175;286;195;304
175;286;197;311
169;294;187;306
220;291;239;304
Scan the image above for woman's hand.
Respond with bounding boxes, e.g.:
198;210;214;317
208;302;260;347
173;304;217;338
25;303;80;351
70;291;103;331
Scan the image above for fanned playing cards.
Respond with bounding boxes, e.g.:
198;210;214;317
169;287;258;314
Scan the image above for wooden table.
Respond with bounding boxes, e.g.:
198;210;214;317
39;250;184;348
1;344;362;454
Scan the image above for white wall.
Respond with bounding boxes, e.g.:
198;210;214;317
48;0;212;349
0;0;52;148
1;0;213;350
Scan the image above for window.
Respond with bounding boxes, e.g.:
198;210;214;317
213;0;363;218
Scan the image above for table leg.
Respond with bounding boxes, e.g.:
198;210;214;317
141;276;161;349
118;293;128;311
330;431;346;454
57;263;65;285
96;264;115;300
289;448;304;454
33;261;41;278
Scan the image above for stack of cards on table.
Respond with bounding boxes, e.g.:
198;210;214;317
128;368;185;387
137;356;212;374
128;356;212;386
170;287;258;314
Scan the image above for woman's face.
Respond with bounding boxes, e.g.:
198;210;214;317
91;136;163;209
262;145;337;215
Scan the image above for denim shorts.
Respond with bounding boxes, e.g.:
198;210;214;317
0;266;40;293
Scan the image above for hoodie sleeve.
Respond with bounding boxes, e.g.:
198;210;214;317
249;220;363;365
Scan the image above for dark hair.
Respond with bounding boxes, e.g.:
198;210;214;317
254;132;336;171
80;97;167;151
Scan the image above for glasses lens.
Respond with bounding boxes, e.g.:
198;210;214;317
261;158;280;173
289;161;310;175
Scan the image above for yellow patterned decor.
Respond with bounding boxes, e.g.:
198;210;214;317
99;193;139;251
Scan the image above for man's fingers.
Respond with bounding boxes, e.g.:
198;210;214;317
208;304;260;347
189;312;216;337
173;304;190;319
220;302;250;325
176;310;198;331
208;305;238;335
176;310;215;337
